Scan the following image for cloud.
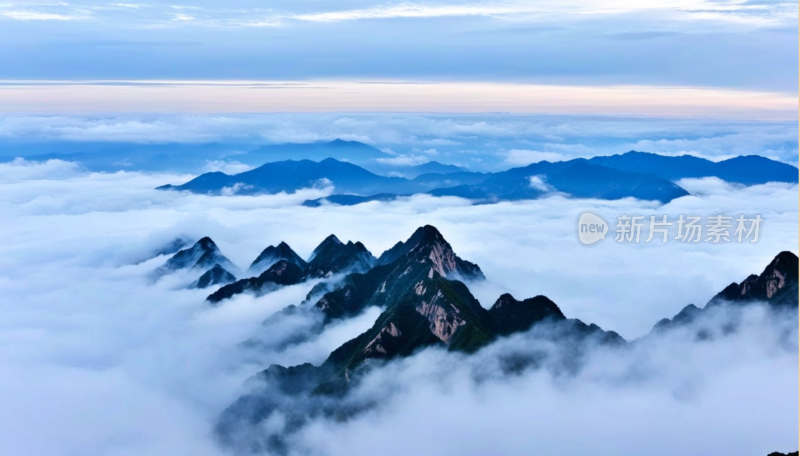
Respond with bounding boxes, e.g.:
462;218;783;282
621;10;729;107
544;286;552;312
290;3;523;23
291;304;798;456
528;174;554;191
201;160;253;174
505;149;567;165
0;157;83;181
1;114;796;172
375;154;431;166
2;11;84;21
0;158;796;455
0;0;796;29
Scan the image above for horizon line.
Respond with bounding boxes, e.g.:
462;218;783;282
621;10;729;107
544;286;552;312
0;79;795;121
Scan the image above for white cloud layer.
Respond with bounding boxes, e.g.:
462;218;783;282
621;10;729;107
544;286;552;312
0;0;795;28
1;114;796;171
292;304;798;456
0;158;796;455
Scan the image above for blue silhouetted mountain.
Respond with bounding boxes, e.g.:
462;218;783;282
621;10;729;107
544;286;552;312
412;171;487;187
190;264;237;289
364;160;470;178
431;159;689;203
151;237;237;280
303;193;404;207
151;236;192;258
652;251;799;334
588;151;799;185
207;260;306;304
248;242;307;276
239;139;384;165
132;235;193;265
158;152;796;204
0;142;244;173
157;158;419;195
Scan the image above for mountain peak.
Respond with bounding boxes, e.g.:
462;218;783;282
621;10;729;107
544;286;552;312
488;294;565;336
376;225;483;280
654;250;799;334
728;250;798;305
248;241;308;275
197;236;218;250
413;224;445;242
320;234;342;246
152;236;236;280
190;264;236;289
306;234;375;278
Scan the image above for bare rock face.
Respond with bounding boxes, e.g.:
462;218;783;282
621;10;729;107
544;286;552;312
653;251;799;334
376;225;484;280
363;323;402;356
415;292;466;344
710;251;798;308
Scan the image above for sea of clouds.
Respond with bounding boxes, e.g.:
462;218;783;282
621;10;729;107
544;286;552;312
1;114;797;170
0;158;797;456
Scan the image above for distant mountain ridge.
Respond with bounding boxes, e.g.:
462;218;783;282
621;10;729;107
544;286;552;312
589;151;799;185
240;139;384;165
158;150;797;205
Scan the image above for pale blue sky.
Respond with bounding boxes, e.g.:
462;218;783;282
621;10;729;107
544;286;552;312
0;0;797;91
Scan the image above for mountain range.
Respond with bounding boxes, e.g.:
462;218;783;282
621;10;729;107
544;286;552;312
147;226;799;455
1;139;462;177
205;235;376;304
158;149;798;205
209;226;800;453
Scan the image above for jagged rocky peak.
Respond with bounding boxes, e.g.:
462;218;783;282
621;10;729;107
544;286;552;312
191;264;236;289
248;241;307;275
378;225;484;280
488;293;566;336
710;250;799;307
652;251;799;334
306;234;375;278
207;259;305;304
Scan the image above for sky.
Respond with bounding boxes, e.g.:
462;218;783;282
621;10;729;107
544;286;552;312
0;0;797;116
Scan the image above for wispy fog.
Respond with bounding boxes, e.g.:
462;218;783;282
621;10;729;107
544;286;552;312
293;304;798;456
1;114;797;168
